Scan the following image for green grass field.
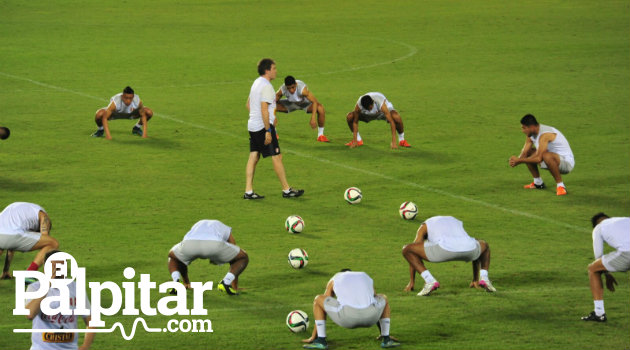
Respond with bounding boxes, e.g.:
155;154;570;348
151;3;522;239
1;0;629;349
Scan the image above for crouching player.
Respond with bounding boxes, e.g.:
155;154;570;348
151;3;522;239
168;219;249;295
302;269;400;349
25;250;94;350
402;215;496;296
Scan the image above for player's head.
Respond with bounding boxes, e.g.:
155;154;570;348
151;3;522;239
360;95;374;110
591;212;609;228
258;58;276;79
0;127;10;140
122;86;135;106
284;75;298;93
520;114;539;136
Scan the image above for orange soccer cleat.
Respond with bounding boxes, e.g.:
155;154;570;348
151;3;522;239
399;140;411;148
345;140;364;146
523;182;545;189
317;135;330;142
556;186;567;196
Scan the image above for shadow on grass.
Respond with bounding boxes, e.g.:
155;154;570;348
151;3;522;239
0;177;57;192
114;136;182;149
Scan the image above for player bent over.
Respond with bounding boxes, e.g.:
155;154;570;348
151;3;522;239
509;114;575;196
0;202;59;280
402;216;496;296
581;213;630;322
168;219;249;295
302;270;400;349
275;76;329;142
346;92;410;149
91;86;153;139
25;250;94;350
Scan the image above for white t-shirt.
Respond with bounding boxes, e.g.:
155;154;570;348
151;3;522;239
331;271;376;309
26;281;90;350
424;216;478;252
592;217;630;259
248;77;276;132
0;202;45;235
280;80;308;103
356;92;393;116
530;124;575;167
183;220;232;242
107;93;141;114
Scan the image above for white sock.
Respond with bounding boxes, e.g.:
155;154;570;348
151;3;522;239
97;126;104;131
533;177;543;185
356;132;362;141
315;320;326;338
171;271;181;282
245;191;253;195
135;123;142;128
318;127;324;137
420;270;436;284
379;318;390;336
480;269;489;280
594;300;605;316
556;182;565;188
398;132;404;142
222;272;235;285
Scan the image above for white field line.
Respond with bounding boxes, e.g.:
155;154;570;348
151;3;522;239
0;71;588;232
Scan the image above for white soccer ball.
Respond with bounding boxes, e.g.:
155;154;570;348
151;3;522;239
344;187;362;204
288;248;309;269
399;201;418;220
286;310;309;333
285;215;305;234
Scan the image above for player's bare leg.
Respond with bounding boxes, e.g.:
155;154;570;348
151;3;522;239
245;152;260;193
524;148;540;178
541;152;563;184
1;250;14;279
228;250;249;290
402;242;429;291
29;235;59;267
587;259;607;301
302;295;327;344
391;111;404;134
271;154;291;191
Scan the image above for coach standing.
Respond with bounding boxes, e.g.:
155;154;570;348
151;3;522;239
243;58;304;200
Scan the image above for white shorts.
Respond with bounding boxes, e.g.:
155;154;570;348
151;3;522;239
540;155;574;174
324;295;387;329
0;232;41;252
278;99;312;113
602;250;630;272
424;241;481;262
171;240;240;266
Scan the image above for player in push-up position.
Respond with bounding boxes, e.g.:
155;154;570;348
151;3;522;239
91;86;153;139
275;76;329;142
302;269;400;349
345;92;410;149
402;215;496;296
168;219;249;295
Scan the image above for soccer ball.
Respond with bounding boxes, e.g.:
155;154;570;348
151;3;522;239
286;310;309;333
288;248;309;269
344;187;362;204
399;201;418;220
285;215;305;234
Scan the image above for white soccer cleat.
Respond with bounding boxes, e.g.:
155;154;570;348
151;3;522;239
479;279;496;292
417;281;440;296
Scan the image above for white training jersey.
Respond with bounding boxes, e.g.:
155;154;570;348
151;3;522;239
183;220;231;242
356;92;391;116
26;281;90;350
248;76;276;132
280;80;308;103
331;271;376;309
424;216;478;252
0;202;45;235
108;93;141;114
530;124;575;167
592;217;630;259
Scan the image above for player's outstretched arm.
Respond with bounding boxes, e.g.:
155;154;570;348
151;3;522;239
349;106;361;148
516;134;553;165
102;103;116;140
303;87;319;129
38;211;51;236
138;101;148;138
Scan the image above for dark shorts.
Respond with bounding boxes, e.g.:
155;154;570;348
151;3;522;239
108;109;141;120
249;126;280;158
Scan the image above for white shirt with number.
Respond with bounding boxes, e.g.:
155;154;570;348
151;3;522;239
107;93;141;114
530;124;575;167
0;202;45;235
26;281;90;350
592;217;630;259
280;80;308;103
182;220;232;242
331;271;376;309
424;216;478;252
248;77;276;132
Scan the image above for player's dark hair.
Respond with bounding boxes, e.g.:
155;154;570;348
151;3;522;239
340;268;352;272
0;127;10;140
123;86;134;95
284;75;296;86
360;95;374;110
520;114;538;126
591;212;609;228
44;250;61;262
257;58;275;76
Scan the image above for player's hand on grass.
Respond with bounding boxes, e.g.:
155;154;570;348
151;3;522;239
376;334;399;342
403;282;414;292
349;141;358;148
0;272;12;279
309;117;317;129
264;132;272;145
469;281;481;289
391;141;398;149
508;156;519;167
605;273;617;292
301;334;316;343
